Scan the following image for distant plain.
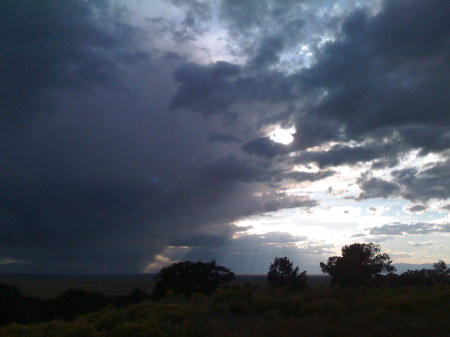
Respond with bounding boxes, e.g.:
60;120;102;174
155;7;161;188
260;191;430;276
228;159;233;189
0;274;330;298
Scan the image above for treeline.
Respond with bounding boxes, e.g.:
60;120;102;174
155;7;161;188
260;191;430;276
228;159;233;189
381;260;450;286
150;243;449;299
0;284;150;326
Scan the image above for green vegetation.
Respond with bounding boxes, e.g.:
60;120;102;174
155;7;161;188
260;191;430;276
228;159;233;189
0;284;449;337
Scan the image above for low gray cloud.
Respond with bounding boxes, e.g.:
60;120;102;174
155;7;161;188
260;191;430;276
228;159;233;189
405;204;428;213
351;233;367;238
393;160;450;202
357;158;450;202
285;170;335;183
357;176;400;200
410;241;435;247
370;222;450;236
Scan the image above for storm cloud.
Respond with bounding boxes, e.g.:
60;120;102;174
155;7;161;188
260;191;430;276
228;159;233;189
1;0;449;273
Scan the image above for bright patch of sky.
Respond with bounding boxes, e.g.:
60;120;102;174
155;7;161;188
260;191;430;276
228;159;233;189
268;125;296;145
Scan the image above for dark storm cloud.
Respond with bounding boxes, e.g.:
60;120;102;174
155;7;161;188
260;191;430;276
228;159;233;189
0;0;133;128
356;175;400;200
218;0;450;166
169;0;449;166
242;137;290;158
209;132;241;143
199;153;334;186
356;158;450;202
169;61;241;113
1;0;321;274
370;222;450;236
300;0;450;147
393;160;450;202
169;61;303;114
285;170;335;183
159;0;213;42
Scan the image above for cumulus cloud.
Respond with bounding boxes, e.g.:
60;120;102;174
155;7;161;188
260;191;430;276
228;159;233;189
357;175;400;200
356;158;450;202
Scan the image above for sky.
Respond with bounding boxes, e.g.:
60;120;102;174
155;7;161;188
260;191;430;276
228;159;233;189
0;0;449;275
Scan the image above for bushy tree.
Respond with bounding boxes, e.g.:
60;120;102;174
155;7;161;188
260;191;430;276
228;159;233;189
267;257;307;290
320;243;395;287
151;260;235;299
431;260;450;284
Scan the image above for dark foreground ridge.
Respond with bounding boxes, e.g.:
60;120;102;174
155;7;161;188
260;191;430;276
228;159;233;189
0;282;449;337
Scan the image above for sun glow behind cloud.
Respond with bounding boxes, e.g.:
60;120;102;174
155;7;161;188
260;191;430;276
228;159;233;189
268;126;296;145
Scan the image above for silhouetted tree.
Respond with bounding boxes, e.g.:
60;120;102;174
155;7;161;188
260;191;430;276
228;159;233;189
51;289;108;320
320;243;395;287
151;260;235;299
267;257;307;290
431;260;450;284
0;283;24;325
